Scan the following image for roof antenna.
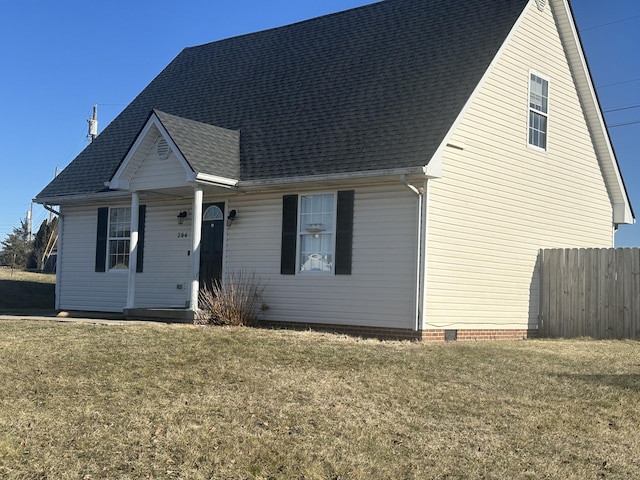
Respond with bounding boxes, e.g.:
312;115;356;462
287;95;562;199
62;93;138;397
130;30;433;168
87;104;98;143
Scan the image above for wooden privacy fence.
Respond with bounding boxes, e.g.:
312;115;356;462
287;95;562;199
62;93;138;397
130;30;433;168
539;248;640;339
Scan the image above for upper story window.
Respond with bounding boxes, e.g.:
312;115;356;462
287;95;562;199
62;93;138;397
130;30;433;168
528;72;549;151
299;193;335;273
108;207;131;270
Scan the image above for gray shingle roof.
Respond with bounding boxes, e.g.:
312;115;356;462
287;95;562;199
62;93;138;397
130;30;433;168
37;0;529;200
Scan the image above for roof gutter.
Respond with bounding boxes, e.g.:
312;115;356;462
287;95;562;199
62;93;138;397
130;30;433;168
34;190;133;206
42;203;60;217
239;165;433;190
192;172;239;188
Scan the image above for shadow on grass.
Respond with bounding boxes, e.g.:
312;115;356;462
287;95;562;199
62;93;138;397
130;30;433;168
0;279;55;311
560;374;640;391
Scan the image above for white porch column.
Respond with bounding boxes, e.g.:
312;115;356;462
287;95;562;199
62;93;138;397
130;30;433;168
190;187;203;311
54;211;63;310
127;191;140;309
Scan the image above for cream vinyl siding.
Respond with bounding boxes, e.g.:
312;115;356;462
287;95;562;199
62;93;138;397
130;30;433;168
57;204;128;312
226;185;418;328
425;1;613;330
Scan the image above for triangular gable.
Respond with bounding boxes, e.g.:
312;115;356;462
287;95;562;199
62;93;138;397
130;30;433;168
429;0;633;225
109;111;240;191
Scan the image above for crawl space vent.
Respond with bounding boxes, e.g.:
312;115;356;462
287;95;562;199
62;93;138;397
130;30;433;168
444;330;458;342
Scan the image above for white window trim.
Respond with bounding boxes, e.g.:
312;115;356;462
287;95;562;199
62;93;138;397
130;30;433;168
296;191;337;275
107;206;131;272
527;70;550;152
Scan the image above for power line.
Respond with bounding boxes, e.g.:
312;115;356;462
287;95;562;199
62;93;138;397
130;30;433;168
604;103;640;113
598;78;640;89
581;12;640;31
608;119;640;128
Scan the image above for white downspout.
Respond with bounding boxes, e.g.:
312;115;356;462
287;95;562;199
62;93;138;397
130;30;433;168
401;175;428;332
127;192;139;309
190;187;204;311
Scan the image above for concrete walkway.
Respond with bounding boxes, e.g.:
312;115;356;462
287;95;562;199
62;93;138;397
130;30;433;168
0;312;180;326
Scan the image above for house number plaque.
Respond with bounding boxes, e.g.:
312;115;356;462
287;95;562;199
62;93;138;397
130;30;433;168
178;232;188;238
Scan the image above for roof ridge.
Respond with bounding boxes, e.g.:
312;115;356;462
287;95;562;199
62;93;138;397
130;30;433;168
183;0;385;52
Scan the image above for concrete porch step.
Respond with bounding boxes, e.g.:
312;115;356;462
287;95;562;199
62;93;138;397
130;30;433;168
124;308;195;324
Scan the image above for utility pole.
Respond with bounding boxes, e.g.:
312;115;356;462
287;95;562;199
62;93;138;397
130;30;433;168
87;104;98;143
27;202;33;242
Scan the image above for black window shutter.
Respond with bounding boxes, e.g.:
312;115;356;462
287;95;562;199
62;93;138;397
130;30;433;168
335;190;354;275
281;195;298;275
136;204;146;273
95;207;109;272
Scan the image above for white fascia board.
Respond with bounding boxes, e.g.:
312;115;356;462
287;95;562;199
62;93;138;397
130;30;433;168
553;0;634;224
194;172;239;188
151;115;197;181
428;0;530;167
110;119;157;187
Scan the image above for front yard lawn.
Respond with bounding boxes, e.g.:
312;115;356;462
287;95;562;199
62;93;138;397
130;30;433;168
0;321;639;479
0;270;55;313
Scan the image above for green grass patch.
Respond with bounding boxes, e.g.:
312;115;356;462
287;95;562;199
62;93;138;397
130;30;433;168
0;321;639;479
0;269;55;313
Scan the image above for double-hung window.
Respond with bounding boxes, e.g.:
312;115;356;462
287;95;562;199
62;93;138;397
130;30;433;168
107;207;131;270
95;205;146;273
528;72;549;150
280;190;354;276
299;193;335;273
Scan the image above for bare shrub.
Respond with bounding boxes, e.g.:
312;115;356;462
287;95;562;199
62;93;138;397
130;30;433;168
195;270;266;326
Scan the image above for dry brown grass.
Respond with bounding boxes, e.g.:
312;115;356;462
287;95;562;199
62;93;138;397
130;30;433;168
0;320;639;479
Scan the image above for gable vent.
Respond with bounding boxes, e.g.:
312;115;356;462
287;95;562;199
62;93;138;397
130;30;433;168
156;138;170;159
535;0;547;11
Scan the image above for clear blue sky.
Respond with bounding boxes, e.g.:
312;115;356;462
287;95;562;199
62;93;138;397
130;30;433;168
1;0;639;245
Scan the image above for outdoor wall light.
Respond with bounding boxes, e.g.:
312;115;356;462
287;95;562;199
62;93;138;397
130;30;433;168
226;209;237;227
177;211;188;224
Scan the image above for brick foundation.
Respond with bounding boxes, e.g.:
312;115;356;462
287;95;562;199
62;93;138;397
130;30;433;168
258;320;537;342
420;329;537;342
